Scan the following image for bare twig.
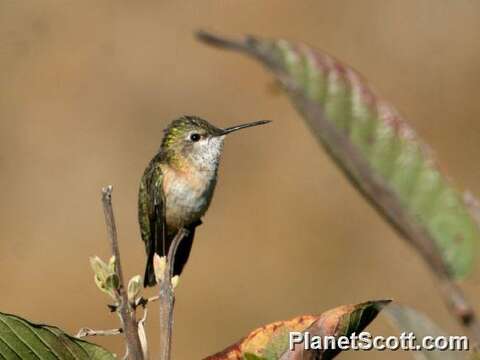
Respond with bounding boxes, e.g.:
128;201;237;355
158;228;188;360
76;327;122;338
101;186;144;360
135;295;160;309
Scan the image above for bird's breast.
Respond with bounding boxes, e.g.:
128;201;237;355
162;166;217;231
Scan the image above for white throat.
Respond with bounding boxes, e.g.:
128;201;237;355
188;135;225;173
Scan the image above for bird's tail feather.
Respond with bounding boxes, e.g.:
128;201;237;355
143;252;157;287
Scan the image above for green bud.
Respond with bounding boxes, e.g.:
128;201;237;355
91;256;119;300
153;254;167;282
90;256;108;281
171;275;180;289
127;275;142;303
94;274;110;295
105;273;120;292
108;256;116;273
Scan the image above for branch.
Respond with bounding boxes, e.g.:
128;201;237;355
158;228;188;360
101;186;144;360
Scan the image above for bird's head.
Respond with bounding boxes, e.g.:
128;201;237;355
161;115;270;171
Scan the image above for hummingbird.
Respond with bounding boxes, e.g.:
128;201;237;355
139;115;271;287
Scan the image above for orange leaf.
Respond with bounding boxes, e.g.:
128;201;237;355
205;300;390;360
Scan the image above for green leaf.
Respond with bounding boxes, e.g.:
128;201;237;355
89;256;108;281
244;353;267;360
127;275;142;303
105;273;120;292
107;256;116;273
0;311;115;359
197;31;480;279
204;300;390;360
384;304;467;360
94;274;107;292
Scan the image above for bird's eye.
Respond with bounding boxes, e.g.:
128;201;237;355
190;133;201;142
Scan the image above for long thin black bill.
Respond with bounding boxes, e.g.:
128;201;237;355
222;120;271;135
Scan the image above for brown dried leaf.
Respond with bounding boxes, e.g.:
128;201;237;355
204;300;390;360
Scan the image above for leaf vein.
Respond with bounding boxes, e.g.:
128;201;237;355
0;317;41;360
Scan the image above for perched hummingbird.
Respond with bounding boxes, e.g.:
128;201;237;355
139;115;270;287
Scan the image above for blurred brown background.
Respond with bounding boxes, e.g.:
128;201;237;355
1;1;480;359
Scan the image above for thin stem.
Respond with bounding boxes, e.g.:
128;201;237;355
76;328;122;338
101;186;144;360
437;272;480;342
196;30;250;53
158;228;188;360
135;295;160;309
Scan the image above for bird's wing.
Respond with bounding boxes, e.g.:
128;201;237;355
138;155;166;259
